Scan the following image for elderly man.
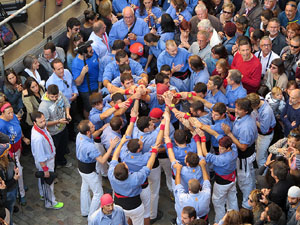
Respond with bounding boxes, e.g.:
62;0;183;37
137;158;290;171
281;89;300;136
281;36;300;80
267;18;287;55
286;186;300;225
236;0;262;29
88;20;110;59
231;39;262;93
279;1;300;28
189;30;211;61
38;42;65;77
263;0;281;17
197;19;221;48
109;7;149;47
157;40;192;80
254;36;279;78
190;3;223;40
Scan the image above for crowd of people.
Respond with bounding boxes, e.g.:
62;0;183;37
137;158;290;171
0;0;300;224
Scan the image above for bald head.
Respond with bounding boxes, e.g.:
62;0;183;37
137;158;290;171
188;179;201;194
123;6;134;16
123;7;135;26
289;89;300;106
93;20;105;34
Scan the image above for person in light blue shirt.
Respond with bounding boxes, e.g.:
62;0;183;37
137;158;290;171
109;7;149;47
166;1;192;22
159;65;188;93
157;40;192;80
46;59;78;103
103;50;146;88
203;136;239;223
88;93;105;130
101;117;123;153
188;55;210;92
225;69;247;111
206;76;228;105
102;93;127;124
247;93;276;167
88;194;128;225
135;0;162;28
112;0;139;15
144;33;166;60
156;13;176;42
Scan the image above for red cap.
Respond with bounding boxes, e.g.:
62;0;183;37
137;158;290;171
156;83;169;95
129;42;144;56
100;194;113;207
149;108;164;119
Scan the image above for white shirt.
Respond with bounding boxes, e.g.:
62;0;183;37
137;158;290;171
210;29;222;48
88;31;110;59
255;50;279;76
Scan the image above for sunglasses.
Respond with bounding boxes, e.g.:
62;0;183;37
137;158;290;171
223;10;232;14
290;44;300;49
63;80;69;88
248;197;253;203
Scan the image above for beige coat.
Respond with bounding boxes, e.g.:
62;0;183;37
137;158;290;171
263;70;288;91
22;89;45;126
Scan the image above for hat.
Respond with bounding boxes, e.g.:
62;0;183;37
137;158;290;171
149;108;164;119
100;194;113;207
129;42;144;56
0;144;10;158
224;22;236;38
288;186;300;198
156;83;169;95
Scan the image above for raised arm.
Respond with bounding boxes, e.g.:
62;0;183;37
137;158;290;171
199;159;209;181
112;136;128;161
96;137;120;164
222;123;248;151
125;99;139;137
174;163;183;185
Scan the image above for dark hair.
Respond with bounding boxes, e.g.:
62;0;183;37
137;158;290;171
47;84;59;95
287;80;298;90
270;58;285;75
24;77;41;96
139;0;157;16
237;35;251;46
161;13;176;33
112;40;125;51
51;58;63;69
209;75;223;89
239;208;254;224
77;120;91;135
174;129;187;144
127;139;140;153
110;116;123;131
4;68;22;90
261;9;274;20
68;33;83;57
211;44;228;59
189;55;205;71
228;69;242;84
193;82;207;94
247;93;261;108
66;17;80;30
188;179;201;193
182;206;196;220
186;152;199;167
212;102;226;115
144;33;160;43
44;42;56;52
267;203;282;222
190;101;204;112
30;111;43;123
235;98;253;114
89;92;103;106
84;9;96;22
252;29;265;42
160;64;171;72
236;16;248;30
172;0;187;12
119;64;131;74
155;73;169;84
189;219;208;225
218;136;233;149
137;116;151;131
120;73;133;84
272;161;288;181
115;50;127;62
257;85;270;98
112;93;125;103
114;163;128;180
179;19;191;31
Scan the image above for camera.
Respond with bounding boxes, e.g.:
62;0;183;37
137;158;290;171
285;53;294;62
75;40;93;55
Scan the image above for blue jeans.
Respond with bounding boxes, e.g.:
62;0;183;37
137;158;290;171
5;187;17;225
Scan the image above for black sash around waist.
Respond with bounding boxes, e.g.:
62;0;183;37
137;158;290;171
114;192;142;210
78;160;96;174
237;143;257;171
173;69;191;80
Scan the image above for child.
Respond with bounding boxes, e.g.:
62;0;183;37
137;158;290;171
265;87;286;118
129;42;150;73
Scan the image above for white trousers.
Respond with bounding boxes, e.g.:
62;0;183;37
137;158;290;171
95;142;108;176
36;157;57;208
237;153;256;209
255;132;274;167
123;203;144;225
148;165;161;219
212;181;239;223
78;170;103;217
12;150;25;198
158;158;172;191
140;185;151;218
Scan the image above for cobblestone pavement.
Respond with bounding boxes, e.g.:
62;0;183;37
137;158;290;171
14;142;184;225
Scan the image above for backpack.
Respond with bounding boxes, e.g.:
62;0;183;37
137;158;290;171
0;25;13;45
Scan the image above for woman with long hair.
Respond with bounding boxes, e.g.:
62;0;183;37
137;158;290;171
0;102;30;208
263;58;288;91
135;0;162;29
286;22;300;45
212;58;230;88
188;55;210;91
157;13;176;42
174;20;194;49
80;10;97;42
248;189;265;223
98;0;118;35
22;78;45;126
166;0;192;25
66;33;83;71
205;44;232;74
3;69;25;114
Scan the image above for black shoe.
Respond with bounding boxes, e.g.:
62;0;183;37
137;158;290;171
150;210;163;224
13;205;19;213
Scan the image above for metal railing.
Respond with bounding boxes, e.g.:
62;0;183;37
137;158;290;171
0;0;82;75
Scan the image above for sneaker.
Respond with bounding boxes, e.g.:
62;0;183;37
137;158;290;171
57;162;72;168
40;196;44;201
150;210;163;224
20;196;26;206
52;202;64;210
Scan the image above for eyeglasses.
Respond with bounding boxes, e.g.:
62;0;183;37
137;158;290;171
124;16;134;19
262;44;271;47
269;65;277;70
223;10;232;14
289;132;300;138
290;44;300;49
248;197;253;203
63;80;69;88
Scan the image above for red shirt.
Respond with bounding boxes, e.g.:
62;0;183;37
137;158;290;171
231;52;262;93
